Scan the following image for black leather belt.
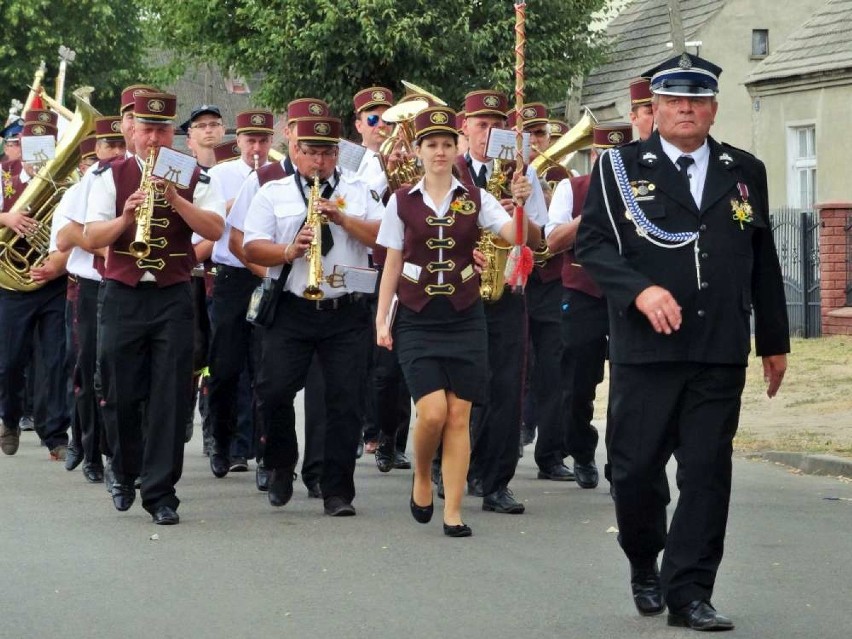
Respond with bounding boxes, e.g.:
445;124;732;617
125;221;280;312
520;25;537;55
288;292;362;311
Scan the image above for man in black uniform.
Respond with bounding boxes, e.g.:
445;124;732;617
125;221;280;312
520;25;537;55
576;54;789;630
85;93;225;525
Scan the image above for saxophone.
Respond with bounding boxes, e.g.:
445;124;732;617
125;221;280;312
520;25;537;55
302;173;325;300
129;147;159;259
477;158;513;302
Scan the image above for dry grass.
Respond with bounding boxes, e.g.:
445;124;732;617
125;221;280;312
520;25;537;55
593;336;852;456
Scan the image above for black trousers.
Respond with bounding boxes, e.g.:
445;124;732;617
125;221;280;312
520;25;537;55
301;353;326;487
0;277;69;448
206;265;260;455
72;278;104;465
98;281;193;513
608;362;746;610
525;275;564;470
559;289;608;465
470;291;526;495
257;293;369;503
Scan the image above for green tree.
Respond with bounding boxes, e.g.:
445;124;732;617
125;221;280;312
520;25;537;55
142;0;608;121
0;0;148;119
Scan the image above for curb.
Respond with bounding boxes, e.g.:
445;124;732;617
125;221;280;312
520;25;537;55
757;452;852;479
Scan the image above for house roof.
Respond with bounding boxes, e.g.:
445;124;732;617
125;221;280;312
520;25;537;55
746;0;852;84
581;0;726;110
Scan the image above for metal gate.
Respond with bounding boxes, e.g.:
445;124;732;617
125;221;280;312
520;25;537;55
769;208;821;337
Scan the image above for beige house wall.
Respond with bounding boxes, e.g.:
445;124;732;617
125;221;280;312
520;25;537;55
749;84;852;208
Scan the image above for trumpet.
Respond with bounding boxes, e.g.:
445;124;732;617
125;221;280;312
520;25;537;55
303;174;325;300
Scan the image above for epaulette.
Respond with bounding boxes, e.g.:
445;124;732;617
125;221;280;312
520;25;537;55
721;142;756;160
93;164;111;176
198;172;211;184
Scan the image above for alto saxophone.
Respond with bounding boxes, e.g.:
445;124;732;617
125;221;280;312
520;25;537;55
129;147;159;259
302;173;325;300
477;158;512;302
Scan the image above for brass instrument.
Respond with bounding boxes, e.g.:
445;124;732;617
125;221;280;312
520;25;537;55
253;153;260;171
377;98;429;192
529;108;596;175
303;174;325;300
0;90;99;291
477;158;513;302
129;147;163;259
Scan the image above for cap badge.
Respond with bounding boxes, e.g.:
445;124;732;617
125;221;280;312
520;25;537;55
148;99;165;113
483;95;500;108
37;113;51;123
133;89;146;97
314;122;331;135
111;121;121;133
641;151;658;163
678;53;692;69
371;90;386;101
430;111;449;125
608;131;625;144
250;114;266;126
719;152;734;165
308;103;324;115
522;107;537;118
549;123;560;133
32;124;46;135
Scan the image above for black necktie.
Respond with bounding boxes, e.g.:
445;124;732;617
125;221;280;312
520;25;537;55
474;164;488;188
676;155;694;190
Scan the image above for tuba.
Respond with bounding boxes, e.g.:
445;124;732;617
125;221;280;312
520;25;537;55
530;107;596;175
303;173;325;300
0;89;99;291
476;159;513;302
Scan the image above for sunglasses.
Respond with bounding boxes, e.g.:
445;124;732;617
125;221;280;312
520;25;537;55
366;114;383;127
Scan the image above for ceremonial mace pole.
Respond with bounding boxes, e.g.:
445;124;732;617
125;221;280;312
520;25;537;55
505;0;534;292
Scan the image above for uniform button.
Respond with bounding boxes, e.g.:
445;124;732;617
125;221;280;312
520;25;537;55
701;252;709;259
700;281;709;289
697;309;706;317
699;224;707;231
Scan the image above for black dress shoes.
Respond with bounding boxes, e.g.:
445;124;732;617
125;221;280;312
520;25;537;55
482;487;525;514
393;450;411;469
306;482;322;499
324;496;356;516
64;444;83;471
467;477;484;497
355;438;365;459
443;522;472;537
375;438;394;473
409;476;433;524
152;505;180;525
537;463;575;481
630;562;665;616
210;450;230;478
667;600;734;631
111;483;135;512
573;460;599;489
255;463;269;492
82;463;104;484
267;468;295;507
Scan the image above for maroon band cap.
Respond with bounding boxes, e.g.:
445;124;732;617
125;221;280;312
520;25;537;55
455;111;466;133
353;87;394;113
121;84;159;113
22;121;58;139
95;116;124;140
630;77;653;106
213;140;241;165
235;110;274;135
413;106;458;142
79;136;97;160
548;119;570;138
295;117;341;145
133;92;177;124
287;98;329;122
592;122;633;148
506;102;549;130
23;109;58;127
463;90;509;119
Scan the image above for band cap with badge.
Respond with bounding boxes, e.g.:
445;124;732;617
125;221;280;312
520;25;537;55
79;135;97;161
23;109;58;128
507;102;548;130
295;117;342;145
95;116;124;141
353;87;394;113
463;90;509;119
413;106;458;142
287;98;330;123
629;77;653;106
235;109;274;135
592;122;633;149
120;84;159;114
548;119;570;139
133;92;177;124
213;140;241;165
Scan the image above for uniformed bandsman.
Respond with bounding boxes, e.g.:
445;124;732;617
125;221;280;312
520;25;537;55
629;77;655;140
243;115;382;517
84;92;225;525
576;53;789;629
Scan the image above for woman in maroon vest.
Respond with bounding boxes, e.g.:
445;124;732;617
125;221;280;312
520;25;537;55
375;106;523;537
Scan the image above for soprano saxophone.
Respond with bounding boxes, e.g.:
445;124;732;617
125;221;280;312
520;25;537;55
476;159;513;302
129;147;159;259
303;174;325;300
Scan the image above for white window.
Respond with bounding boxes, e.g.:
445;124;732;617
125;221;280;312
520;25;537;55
787;124;816;209
752;29;769;58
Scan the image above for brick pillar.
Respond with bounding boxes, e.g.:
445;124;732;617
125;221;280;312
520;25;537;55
816;201;852;336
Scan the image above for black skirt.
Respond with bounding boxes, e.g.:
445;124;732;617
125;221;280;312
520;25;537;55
395;297;488;404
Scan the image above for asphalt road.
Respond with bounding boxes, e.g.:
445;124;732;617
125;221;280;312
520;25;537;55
1;415;850;639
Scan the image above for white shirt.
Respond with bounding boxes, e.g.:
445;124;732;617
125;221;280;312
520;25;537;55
208;158;267;267
466;155;548;225
228;158;292;234
85;158;226;281
355;150;388;196
243;172;383;298
377;176;510;286
545;177;576;238
49;181;101;281
659;136;710;209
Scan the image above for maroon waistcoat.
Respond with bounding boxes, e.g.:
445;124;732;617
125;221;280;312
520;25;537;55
396;185;482;312
105;156;201;288
561;174;601;298
257;158;293;187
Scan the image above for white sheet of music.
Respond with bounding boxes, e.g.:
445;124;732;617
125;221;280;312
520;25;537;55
486;128;530;164
337;139;368;174
152;146;197;189
21;136;56;163
331;264;378;294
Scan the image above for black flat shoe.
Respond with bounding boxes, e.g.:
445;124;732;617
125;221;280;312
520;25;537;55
443;522;472;537
630;561;665;616
268;468;295;507
111;483;135;512
667;600;734;631
375;438;394;473
409;476;433;524
255;463;269;492
152;505;180;525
